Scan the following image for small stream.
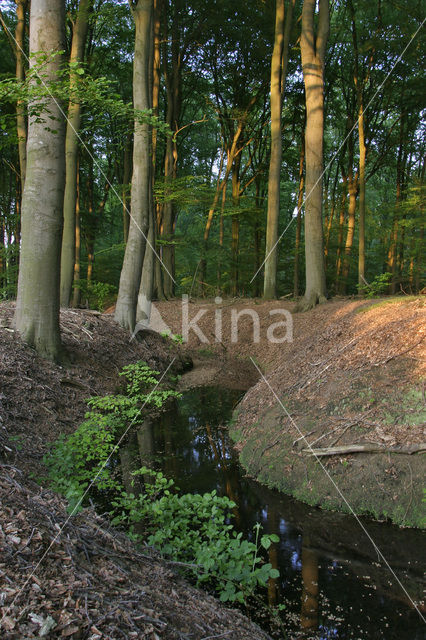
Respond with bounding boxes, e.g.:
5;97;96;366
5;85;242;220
118;386;425;639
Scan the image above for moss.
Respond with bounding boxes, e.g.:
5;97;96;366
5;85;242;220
356;296;420;314
233;403;426;529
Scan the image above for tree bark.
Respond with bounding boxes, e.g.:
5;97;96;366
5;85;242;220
15;0;28;192
15;0;66;361
293;137;305;297
60;0;91;307
298;0;329;310
115;0;153;331
71;158;81;307
263;0;285;299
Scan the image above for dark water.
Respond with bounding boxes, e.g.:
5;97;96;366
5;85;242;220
119;386;426;639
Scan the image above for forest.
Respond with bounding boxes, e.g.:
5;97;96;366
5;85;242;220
0;1;425;639
0;0;424;359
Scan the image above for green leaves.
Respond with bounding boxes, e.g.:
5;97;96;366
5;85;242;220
112;469;280;603
44;361;279;604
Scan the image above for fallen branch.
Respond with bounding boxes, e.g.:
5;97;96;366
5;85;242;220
303;443;426;457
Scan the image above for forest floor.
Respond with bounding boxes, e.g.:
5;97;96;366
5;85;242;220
0;302;271;640
156;295;426;527
0;296;424;638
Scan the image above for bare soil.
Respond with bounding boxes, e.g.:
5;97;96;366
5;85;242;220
0;302;270;640
157;296;426;527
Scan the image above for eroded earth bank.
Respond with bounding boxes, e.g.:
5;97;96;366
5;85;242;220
157;296;425;527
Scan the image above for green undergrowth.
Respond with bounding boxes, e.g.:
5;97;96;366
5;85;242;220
44;361;279;604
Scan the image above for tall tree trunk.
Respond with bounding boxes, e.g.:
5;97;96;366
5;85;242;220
340;176;357;294
357;100;366;291
136;190;155;324
324;163;338;268
161;0;181;299
293;137;305;297
60;0;91;307
71;159;81;307
231;154;241;296
122;133;133;243
387;108;405;294
201;146;225;291
335;170;347;289
263;0;285;299
298;0;329;310
263;0;294;298
15;0;66;361
115;0;153;331
15;0;28;192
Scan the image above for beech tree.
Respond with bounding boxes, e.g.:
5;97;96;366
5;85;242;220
298;0;328;310
263;0;294;299
14;0;66;360
115;0;153;331
60;0;92;307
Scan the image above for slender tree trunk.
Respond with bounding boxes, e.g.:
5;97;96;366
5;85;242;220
136;190;155;324
231;154;241;296
122;134;133;243
161;2;181;298
340;177;357;294
293;137;305;297
71;159;81;307
60;0;91;306
254;178;263;297
217;181;226;291
335;171;347;289
263;0;285;299
324;162;338;267
15;0;28;192
115;0;153;331
387;110;405;294
298;0;329;310
15;0;66;361
357;100;366;291
201;146;225;291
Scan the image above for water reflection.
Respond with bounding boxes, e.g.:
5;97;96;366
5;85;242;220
300;540;319;633
119;386;426;639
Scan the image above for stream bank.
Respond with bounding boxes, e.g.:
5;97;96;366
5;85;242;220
0;303;270;640
158;296;426;528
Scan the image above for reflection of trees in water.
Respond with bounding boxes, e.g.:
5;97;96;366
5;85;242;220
300;538;319;633
116;386;426;640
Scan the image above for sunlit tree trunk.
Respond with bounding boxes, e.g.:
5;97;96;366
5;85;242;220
161;0;181;299
357;102;366;291
60;0;91;307
298;0;328;310
340;174;357;294
115;0;153;331
263;0;285;299
264;0;294;298
15;0;28;192
15;0;66;361
71;159;81;307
